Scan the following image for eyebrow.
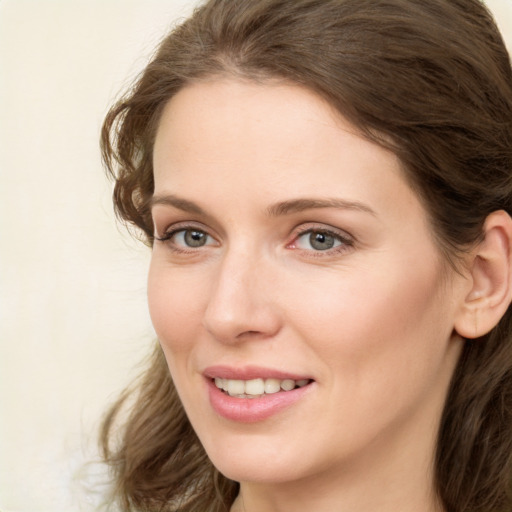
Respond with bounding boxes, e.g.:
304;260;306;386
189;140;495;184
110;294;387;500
266;198;376;217
149;194;376;217
149;194;206;215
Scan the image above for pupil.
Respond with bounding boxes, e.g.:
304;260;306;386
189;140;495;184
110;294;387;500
185;230;206;247
310;231;334;250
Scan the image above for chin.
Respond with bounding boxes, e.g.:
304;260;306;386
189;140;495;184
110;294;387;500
197;425;321;485
213;455;306;485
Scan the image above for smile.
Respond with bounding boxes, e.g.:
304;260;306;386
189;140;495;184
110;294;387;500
205;371;315;422
214;377;311;398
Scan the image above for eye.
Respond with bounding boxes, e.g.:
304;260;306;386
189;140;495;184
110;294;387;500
175;229;210;248
291;228;353;253
156;227;216;249
298;231;340;251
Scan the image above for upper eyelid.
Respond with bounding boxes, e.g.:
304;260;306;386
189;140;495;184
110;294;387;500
155;220;211;238
150;203;220;235
291;222;354;240
152;210;227;239
295;226;350;237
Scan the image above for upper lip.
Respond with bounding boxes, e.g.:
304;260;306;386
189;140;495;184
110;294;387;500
203;365;313;381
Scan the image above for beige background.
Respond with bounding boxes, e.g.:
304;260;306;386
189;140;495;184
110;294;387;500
1;1;511;511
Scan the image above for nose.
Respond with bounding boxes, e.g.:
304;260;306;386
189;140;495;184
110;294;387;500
202;248;281;344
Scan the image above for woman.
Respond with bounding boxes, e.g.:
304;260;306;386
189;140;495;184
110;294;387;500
100;0;512;511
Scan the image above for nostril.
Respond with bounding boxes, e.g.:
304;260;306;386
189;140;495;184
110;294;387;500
236;330;263;339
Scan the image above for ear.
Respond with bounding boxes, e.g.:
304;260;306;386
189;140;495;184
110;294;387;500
454;210;512;339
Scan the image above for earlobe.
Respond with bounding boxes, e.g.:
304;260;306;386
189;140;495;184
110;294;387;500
454;210;512;339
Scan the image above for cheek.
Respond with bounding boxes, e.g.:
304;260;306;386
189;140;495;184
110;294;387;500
285;255;453;385
147;259;206;354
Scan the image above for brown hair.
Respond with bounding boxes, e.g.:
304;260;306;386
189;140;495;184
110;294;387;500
100;1;512;511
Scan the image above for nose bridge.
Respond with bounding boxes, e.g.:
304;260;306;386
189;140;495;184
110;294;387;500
202;243;280;343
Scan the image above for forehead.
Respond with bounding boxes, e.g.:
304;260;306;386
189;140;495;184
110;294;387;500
152;78;422;223
154;78;349;165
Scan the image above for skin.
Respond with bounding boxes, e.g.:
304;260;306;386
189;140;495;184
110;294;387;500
149;78;469;512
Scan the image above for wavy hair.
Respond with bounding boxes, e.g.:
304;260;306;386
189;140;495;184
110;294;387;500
100;1;512;510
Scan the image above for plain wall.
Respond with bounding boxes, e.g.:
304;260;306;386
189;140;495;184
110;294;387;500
1;1;511;511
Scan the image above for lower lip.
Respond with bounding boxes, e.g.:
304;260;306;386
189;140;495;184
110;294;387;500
206;379;313;423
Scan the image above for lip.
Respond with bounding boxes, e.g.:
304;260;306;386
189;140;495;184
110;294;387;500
203;365;312;381
203;365;315;423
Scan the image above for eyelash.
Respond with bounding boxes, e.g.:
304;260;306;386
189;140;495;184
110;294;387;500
154;223;354;256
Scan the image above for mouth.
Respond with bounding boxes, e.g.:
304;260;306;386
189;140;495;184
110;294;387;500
203;366;315;422
212;377;313;398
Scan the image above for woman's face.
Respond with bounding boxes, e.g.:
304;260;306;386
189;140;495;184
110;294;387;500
149;79;465;488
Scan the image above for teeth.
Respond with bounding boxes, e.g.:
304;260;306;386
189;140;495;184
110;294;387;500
226;379;245;396
245;378;265;395
214;377;310;397
280;379;295;391
264;378;281;394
